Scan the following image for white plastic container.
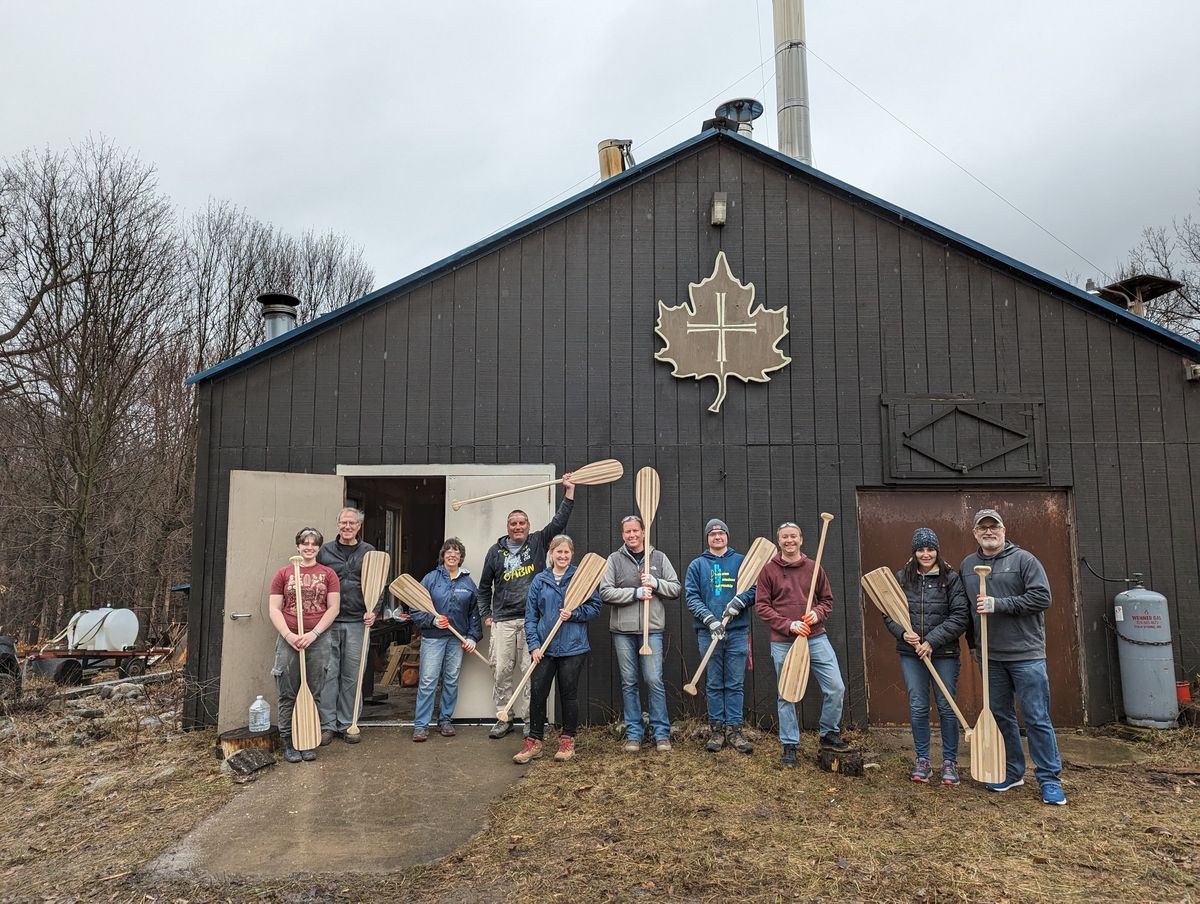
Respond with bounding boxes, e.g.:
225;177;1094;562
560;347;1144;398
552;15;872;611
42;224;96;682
66;607;140;651
249;695;271;732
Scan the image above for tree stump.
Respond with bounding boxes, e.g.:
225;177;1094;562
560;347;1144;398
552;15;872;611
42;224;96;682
215;725;280;760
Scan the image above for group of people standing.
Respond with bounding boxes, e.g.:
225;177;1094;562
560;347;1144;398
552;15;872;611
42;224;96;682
267;486;1066;805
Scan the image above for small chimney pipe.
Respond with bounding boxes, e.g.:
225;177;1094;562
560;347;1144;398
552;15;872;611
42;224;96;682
258;291;299;341
598;139;635;180
773;0;813;165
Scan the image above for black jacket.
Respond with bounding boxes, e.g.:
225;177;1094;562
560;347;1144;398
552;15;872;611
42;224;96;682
882;567;970;659
476;497;573;623
317;539;384;622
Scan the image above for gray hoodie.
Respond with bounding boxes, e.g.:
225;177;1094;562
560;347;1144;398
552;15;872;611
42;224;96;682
959;541;1051;660
599;546;681;634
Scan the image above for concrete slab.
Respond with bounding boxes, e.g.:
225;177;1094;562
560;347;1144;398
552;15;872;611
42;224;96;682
1058;732;1149;768
150;726;526;880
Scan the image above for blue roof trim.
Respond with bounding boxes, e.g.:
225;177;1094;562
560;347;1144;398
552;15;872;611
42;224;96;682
189;128;1200;385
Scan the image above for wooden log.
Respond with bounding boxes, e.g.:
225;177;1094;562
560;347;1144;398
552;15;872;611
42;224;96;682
215;725;280;760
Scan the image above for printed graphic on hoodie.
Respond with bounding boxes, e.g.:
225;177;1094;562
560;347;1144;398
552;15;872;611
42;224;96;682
709;563;735;597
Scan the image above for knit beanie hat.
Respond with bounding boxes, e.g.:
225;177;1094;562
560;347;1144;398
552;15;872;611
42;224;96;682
911;527;939;552
705;518;730;538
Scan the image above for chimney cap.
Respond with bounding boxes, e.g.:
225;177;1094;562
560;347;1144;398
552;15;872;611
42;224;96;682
715;98;764;124
257;291;299;309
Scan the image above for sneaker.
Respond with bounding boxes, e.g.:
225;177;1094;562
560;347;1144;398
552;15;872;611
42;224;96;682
727;727;754;755
489;720;513;740
911;757;932;784
300;748;316;761
941;761;960;786
820;732;850;752
283;741;302;763
412;726;428;742
781;743;798;768
1041;782;1067;806
622;739;642;753
705;724;726;753
655;738;672;753
320;729;334;747
513;737;543;764
985;776;1025;792
342;730;361;744
554;736;576;761
438;720;456;737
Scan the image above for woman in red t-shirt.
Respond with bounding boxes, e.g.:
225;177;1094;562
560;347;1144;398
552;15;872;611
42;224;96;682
268;527;341;762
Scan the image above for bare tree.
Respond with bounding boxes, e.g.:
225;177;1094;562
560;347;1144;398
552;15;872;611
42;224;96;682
1117;192;1200;342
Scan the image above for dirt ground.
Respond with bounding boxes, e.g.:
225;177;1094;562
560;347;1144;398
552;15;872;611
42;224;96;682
1;679;1197;903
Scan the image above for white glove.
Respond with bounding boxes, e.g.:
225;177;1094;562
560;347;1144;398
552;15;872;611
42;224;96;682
636;586;654;600
976;595;996;614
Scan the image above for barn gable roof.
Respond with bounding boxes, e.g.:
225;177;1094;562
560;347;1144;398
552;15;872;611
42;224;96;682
188;129;1200;385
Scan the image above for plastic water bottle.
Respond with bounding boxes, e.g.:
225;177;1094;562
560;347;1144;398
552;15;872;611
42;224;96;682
249;695;271;732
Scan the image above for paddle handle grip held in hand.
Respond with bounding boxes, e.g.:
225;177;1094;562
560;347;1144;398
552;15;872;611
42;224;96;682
497;617;565;722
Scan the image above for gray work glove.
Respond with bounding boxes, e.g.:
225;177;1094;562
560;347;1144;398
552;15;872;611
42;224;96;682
722;600;743;620
708;621;726;640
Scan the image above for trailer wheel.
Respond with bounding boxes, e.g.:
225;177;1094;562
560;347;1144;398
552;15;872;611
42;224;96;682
119;658;147;678
56;660;84;687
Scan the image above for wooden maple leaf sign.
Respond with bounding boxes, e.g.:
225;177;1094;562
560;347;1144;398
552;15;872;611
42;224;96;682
654;251;792;413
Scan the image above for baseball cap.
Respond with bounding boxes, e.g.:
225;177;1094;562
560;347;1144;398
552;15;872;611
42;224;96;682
973;509;1004;528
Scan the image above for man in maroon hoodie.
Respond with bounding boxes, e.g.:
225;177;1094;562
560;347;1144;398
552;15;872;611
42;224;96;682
755;521;848;767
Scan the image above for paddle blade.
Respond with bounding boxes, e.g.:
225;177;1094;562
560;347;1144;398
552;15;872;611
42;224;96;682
563;553;607;612
635;467;660;529
571;459;625;486
861;567;914;633
361;550;391;608
291;682;322;750
388;574;436;615
778;637;810;703
736;537;777;595
970;707;1007;784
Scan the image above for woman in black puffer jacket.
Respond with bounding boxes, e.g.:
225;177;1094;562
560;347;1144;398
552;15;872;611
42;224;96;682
881;527;970;786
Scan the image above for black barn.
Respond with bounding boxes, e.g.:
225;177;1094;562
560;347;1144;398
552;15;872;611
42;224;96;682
184;127;1200;732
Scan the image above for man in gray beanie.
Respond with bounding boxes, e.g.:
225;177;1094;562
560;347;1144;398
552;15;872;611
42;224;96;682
683;519;757;753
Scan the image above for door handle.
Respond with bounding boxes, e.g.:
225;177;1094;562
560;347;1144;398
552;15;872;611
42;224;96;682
230;613;252;621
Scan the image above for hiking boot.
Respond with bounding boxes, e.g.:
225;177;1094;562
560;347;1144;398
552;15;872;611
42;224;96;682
911;757;932;783
342;730;361;744
283;741;302;763
489;719;513;740
1041;782;1067;806
554;736;576;761
300;748;316;762
412;726;428;742
622;739;642;753
438;720;456;737
985;776;1025;792
705;724;726;753
820;732;850;752
941;761;960;786
781;743;798;768
320;729;334;747
513;737;543;764
655;738;672;753
727;726;754;755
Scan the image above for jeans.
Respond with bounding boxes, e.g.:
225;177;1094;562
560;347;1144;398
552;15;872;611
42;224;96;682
414;636;464;729
899;654;960;762
272;632;331;741
611;632;670;742
318;620;367;732
695;628;748;726
770;635;845;744
529;652;586;740
988;657;1062;786
490;618;530;719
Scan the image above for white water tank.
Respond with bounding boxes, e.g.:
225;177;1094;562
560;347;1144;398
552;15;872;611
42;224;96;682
67;608;140;651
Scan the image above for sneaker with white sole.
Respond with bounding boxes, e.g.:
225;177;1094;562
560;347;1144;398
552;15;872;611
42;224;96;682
1041;782;1067;805
622;739;642;753
655;738;672;752
985;776;1025;792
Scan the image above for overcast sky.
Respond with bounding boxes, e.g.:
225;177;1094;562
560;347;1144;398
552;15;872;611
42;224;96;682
3;1;1197;294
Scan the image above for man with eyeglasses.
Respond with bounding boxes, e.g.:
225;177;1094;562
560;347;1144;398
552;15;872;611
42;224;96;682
476;474;576;740
755;521;848;767
683;519;756;754
599;514;681;752
961;508;1066;806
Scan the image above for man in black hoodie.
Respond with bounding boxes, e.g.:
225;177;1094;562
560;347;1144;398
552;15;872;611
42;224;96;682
476;475;575;739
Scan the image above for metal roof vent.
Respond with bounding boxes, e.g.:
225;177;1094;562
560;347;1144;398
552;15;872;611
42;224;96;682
258;291;299;341
598;139;636;180
703;98;763;137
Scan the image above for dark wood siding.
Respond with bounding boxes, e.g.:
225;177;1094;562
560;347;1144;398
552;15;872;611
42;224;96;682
186;133;1200;729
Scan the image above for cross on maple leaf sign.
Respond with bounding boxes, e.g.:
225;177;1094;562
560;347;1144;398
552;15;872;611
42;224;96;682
654;251;791;413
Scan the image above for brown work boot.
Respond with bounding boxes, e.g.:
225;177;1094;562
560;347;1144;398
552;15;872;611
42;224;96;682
554;735;576;761
727;726;754;754
513;737;543;765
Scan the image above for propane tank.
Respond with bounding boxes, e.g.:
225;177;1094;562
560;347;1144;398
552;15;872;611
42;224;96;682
66;607;140;652
1114;576;1179;728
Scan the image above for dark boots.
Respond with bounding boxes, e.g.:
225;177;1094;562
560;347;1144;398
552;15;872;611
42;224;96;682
726;726;754;754
705;723;726;753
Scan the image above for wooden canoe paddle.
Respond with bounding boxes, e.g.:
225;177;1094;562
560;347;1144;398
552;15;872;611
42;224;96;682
344;550;391;741
684;537;776;696
860;566;973;738
971;565;1006;784
387;574;492;667
289;555;322;752
496;552;606;722
778;513;834;703
449;459;624;510
635;467;661;656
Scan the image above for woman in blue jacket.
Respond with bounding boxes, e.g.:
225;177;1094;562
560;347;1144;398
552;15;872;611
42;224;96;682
513;534;602;765
412;537;481;742
882;527;971;785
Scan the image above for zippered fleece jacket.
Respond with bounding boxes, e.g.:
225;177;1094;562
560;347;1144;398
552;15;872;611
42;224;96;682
415;565;482;642
599;546;681;634
882;567;970;658
959;541;1051;660
523;565;603;658
317;539;383;622
754;553;833;644
476;497;574;624
683;549;756;632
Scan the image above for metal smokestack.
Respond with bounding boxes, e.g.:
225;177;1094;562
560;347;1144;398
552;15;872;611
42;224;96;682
773;0;813;165
258;291;299;341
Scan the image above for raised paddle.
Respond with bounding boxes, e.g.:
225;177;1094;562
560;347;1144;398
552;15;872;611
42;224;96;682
289;555;322;752
449;459;624;510
635;467;661;656
344;550;391;741
971;565;1006;784
684;537;776;696
387;574;492;667
778;513;834;703
860;566;973;738
497;552;606;722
